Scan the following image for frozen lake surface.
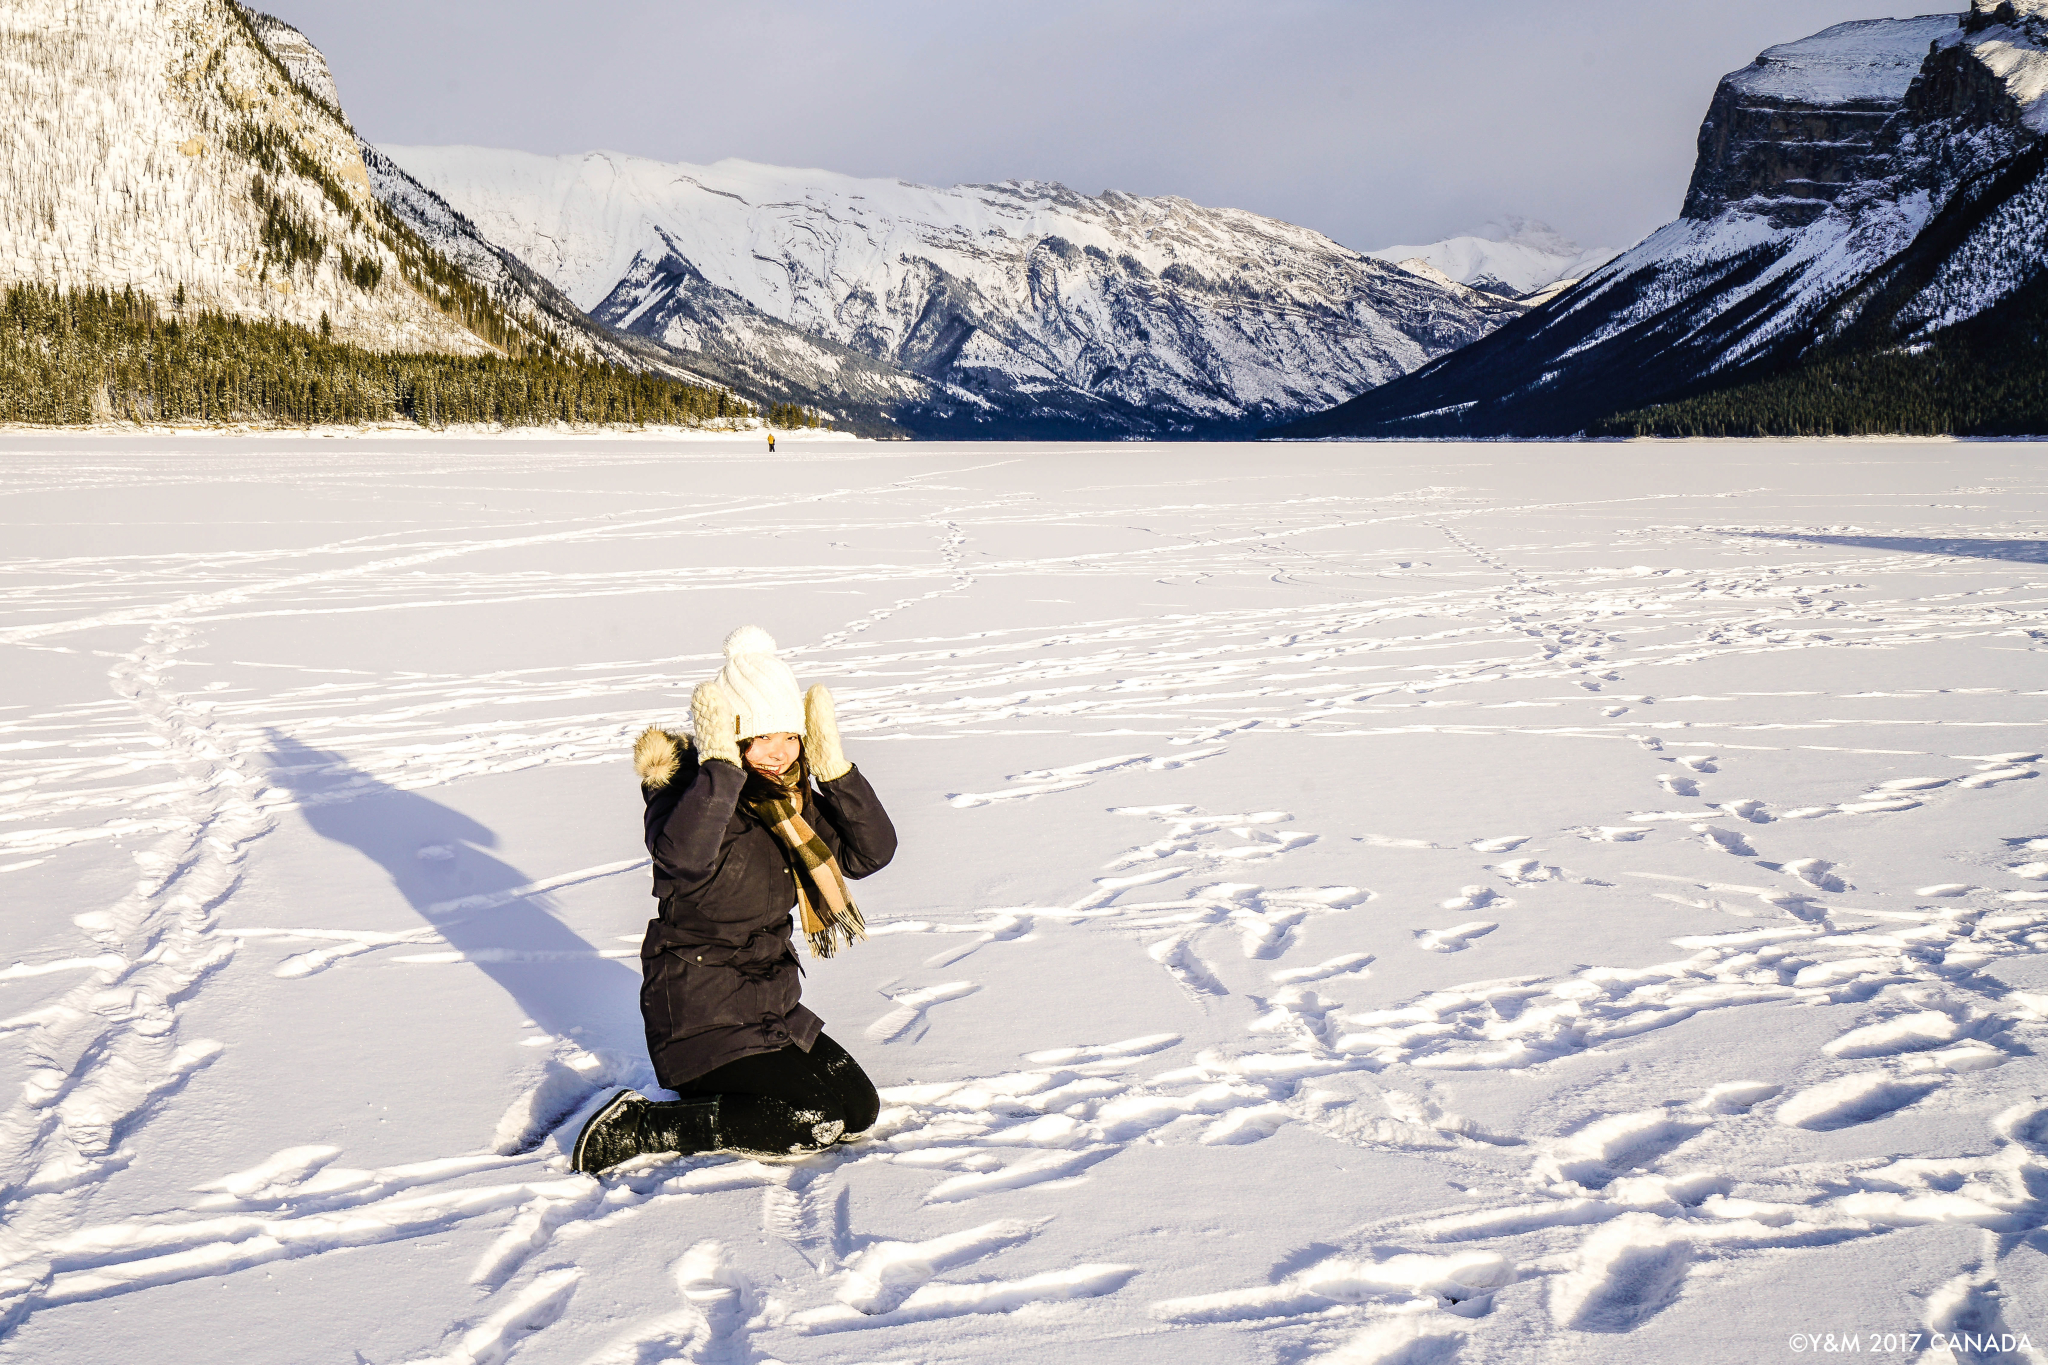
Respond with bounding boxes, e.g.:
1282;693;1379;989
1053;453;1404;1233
0;434;2044;1363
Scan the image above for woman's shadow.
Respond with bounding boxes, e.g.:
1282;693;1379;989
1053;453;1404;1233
262;730;645;1052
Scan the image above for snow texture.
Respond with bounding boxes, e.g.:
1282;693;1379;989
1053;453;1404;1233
0;432;2046;1363
1728;16;1961;105
237;6;341;111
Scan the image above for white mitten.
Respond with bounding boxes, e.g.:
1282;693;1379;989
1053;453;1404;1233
691;679;741;767
804;684;851;782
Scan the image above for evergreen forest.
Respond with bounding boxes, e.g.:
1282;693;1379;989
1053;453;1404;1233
765;403;828;430
1595;271;2048;439
0;285;746;428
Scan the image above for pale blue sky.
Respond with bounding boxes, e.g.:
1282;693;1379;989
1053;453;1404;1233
264;0;1952;253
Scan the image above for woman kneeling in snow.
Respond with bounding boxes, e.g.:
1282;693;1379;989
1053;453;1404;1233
573;626;896;1173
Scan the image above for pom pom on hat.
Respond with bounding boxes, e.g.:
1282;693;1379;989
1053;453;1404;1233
724;624;779;659
715;625;805;741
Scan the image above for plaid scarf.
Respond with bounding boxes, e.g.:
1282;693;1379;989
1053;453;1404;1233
741;761;867;959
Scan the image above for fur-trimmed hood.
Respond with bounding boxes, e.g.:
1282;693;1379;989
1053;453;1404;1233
634;727;691;789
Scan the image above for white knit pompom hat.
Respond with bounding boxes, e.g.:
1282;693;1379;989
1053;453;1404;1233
717;625;806;741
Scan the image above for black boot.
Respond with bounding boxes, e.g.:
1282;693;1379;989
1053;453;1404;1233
712;1096;845;1157
571;1090;718;1174
573;1091;843;1172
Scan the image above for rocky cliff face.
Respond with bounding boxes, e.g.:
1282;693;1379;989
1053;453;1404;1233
1681;17;1957;224
1278;3;2048;438
380;147;1524;437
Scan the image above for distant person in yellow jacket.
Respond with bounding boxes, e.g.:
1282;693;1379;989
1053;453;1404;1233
767;431;776;453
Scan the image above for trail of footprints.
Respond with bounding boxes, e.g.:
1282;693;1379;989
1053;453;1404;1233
4;481;2047;1356
6;511;2043;874
22;733;2040;1361
1135;741;2048;1358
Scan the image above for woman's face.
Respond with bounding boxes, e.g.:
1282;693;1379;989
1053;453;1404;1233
741;732;802;778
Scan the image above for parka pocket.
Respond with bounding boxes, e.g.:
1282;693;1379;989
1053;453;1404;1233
650;951;799;1036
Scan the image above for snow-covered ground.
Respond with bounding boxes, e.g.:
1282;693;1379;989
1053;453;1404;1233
1;435;2044;1364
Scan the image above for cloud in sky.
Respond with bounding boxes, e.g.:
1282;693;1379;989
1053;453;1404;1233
262;0;1950;254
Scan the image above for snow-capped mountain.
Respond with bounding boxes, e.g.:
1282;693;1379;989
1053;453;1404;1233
1281;2;2048;438
0;0;736;394
0;0;493;354
378;147;1525;437
1369;217;1619;300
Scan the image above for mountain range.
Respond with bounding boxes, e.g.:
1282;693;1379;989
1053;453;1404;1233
378;146;1525;439
1280;0;2048;439
0;0;1529;437
7;0;2041;438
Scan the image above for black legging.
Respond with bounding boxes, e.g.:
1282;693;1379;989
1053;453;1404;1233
674;1032;879;1141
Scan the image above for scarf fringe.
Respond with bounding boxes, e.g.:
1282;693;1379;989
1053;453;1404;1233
805;901;867;959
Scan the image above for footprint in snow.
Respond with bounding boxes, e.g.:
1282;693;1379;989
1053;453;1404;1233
1775;1073;1940;1131
1568;825;1651;842
1699;826;1757;858
824;1217;1046;1318
1552;1215;1691;1331
1875;776;1951;792
586;1242;755;1364
865;982;980;1043
1533;1109;1710;1188
1783;858;1848;893
1024;1033;1181;1064
1998;1100;2048;1151
1717;798;1772;823
1439;885;1507;913
1492;859;1607;886
1822;1011;1973;1060
1416;922;1497;953
1269;953;1374;986
1695;1081;1780;1114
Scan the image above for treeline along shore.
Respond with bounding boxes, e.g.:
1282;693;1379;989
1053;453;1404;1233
0;284;749;428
